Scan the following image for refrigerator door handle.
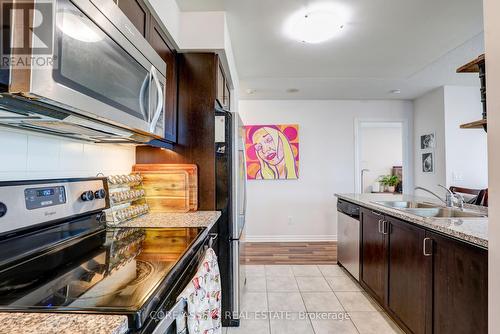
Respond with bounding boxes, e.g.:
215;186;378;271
232;240;241;316
239;117;248;220
242;149;248;218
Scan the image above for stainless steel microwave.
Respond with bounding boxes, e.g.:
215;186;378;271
0;0;168;145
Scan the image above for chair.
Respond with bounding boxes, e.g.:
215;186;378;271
482;189;488;207
449;186;487;206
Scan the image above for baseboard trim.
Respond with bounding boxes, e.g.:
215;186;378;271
245;235;337;242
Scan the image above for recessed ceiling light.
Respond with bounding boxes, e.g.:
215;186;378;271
286;88;300;93
246;89;256;95
284;3;349;44
390;89;402;94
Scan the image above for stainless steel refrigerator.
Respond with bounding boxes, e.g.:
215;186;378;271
215;109;247;327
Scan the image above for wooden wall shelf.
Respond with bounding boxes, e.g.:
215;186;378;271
457;54;485;73
460;119;487;129
456;54;487;132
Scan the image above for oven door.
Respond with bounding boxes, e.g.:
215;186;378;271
10;0;166;137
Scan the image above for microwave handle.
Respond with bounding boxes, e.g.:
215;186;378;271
149;66;164;133
139;71;151;121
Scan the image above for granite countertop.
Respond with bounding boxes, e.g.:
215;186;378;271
336;193;488;249
0;313;128;334
118;211;221;228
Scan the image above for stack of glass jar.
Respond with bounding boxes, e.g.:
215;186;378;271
105;174;149;226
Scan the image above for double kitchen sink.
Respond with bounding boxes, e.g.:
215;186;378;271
373;201;487;219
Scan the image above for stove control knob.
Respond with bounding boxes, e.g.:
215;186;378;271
0;202;7;218
94;189;107;200
81;191;95;201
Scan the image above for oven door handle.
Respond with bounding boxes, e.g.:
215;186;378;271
149;66;164;133
152;298;187;334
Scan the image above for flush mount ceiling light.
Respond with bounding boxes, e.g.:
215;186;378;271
284;3;349;44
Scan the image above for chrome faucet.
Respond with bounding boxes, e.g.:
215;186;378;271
414;185;465;209
437;184;465;209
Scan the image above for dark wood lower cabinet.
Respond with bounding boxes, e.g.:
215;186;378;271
430;232;488;334
360;208;387;304
387;218;430;334
359;207;488;334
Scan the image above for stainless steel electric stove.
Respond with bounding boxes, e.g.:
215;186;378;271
0;178;211;333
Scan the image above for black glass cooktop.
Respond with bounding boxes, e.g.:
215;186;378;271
0;226;204;313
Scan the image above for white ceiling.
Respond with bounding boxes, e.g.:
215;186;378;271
176;0;484;100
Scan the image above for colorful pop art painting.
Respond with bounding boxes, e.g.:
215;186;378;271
244;124;299;180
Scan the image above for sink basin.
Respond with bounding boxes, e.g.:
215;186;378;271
373;201;487;218
374;201;439;209
403;208;486;218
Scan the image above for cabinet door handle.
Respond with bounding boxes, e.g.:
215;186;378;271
423;237;433;256
378;219;383;233
381;221;389;235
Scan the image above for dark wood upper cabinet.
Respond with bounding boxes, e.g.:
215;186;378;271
429;231;488;334
148;18;177;142
115;0;149;38
360;208;387;304
387;217;430;334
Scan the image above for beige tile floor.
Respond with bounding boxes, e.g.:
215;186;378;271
223;264;404;334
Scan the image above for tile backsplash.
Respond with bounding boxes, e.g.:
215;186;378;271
0;128;136;181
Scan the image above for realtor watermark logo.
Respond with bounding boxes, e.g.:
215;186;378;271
149;310;352;321
1;1;56;69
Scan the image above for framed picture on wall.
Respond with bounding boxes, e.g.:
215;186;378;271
422;152;434;173
244;124;299;180
420;133;435;150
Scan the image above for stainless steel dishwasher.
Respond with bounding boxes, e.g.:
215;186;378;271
337;199;360;281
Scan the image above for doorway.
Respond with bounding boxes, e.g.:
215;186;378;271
354;120;411;194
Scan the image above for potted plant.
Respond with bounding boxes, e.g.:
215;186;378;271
387;175;400;193
379;175;400;193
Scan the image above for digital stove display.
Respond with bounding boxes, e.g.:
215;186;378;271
36;189;54;197
24;186;66;210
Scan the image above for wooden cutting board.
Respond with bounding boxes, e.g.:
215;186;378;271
138;170;190;213
133;164;198;211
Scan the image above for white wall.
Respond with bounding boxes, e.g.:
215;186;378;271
484;0;500;331
360;124;403;193
444;86;488;188
239;100;413;241
413;87;447;194
0;128;135;181
413;86;487;197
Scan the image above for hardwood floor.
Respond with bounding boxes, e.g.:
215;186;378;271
243;242;337;265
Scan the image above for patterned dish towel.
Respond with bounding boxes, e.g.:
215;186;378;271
176;248;222;334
